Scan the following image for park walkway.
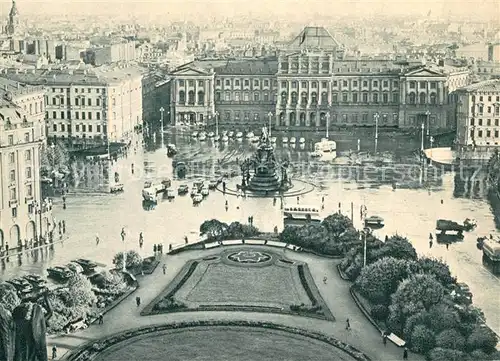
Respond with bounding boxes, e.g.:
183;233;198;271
49;245;424;361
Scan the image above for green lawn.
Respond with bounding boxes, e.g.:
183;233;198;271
94;327;358;361
178;262;310;307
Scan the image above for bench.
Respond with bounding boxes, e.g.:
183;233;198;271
204;242;220;249
388;333;406;347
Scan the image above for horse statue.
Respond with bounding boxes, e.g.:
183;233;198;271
0;292;52;361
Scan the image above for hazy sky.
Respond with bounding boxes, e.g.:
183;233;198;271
0;0;498;21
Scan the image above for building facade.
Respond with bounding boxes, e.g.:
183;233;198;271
455;79;500;151
142;70;171;127
0;99;47;249
0;65;144;149
169;26;470;132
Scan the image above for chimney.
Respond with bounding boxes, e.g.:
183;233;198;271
438;59;444;67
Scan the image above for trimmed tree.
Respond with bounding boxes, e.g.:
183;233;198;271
113;250;142;270
466;325;498;354
428;347;468;361
375;235;418;261
410;324;435;354
427;303;460;334
0;283;20;313
200;219;229;240
417;257;454;286
435;329;466;351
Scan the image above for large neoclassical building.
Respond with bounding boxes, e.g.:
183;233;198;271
169;26;470;131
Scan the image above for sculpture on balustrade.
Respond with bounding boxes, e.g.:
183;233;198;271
0;292;52;361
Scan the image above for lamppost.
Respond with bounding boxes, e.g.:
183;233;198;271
159;107;165;148
429;136;434;166
214;111;219;137
421;120;425;152
425;110;431;136
374;112;379;154
325;112;330;139
267;112;273;137
362;227;371;267
33;200;43;242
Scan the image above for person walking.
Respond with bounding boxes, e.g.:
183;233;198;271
136;296;141;307
95;235;100;246
120;227;126;242
52;345;57;359
98;313;103;325
62;220;66;234
153;244;157;254
162;264;167;275
403;347;408;360
382;332;387;346
345;318;350;331
139;232;144;249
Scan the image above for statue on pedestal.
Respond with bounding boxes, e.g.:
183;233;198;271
0;293;53;361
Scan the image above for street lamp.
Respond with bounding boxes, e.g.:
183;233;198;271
362;227;371;267
214;111;219;137
421;121;425;152
429;136;434;166
374;113;379;154
425;110;431;136
159;107;165;148
325;113;330;139
267;112;273;137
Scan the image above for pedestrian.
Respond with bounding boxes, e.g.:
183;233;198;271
153;244;157;253
52;345;57;359
98;313;103;324
345;318;350;330
139;232;144;248
382;332;387;346
162;264;166;274
159;244;163;254
121;227;126;241
322;196;325;204
63;202;66;210
5;243;9;254
96;235;100;246
136;296;141;307
429;239;433;248
62;195;66;203
296;196;299;204
446;243;449;250
403;347;408;360
62;220;66;234
273;197;276;206
184;236;188;244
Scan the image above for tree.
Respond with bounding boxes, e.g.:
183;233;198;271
40;142;70;176
428;304;460;333
355;257;411;304
435;329;466;351
466;325;498;353
113;250;143;270
428;347;467;361
374;235;417;261
67;274;97;307
417;257;454;286
403;310;430;339
279;226;301;245
321;213;353;238
410;324;435;353
0;283;20;313
200;219;229;240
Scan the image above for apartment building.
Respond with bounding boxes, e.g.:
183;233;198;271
0;64;144;148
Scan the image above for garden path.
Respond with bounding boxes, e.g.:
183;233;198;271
48;245;425;361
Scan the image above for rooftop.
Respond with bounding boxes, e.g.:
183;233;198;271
0;77;44;98
458;79;500;92
214;58;278;75
288;26;340;51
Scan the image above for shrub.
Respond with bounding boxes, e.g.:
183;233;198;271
427;304;460;333
0;283;20;313
409;325;435;354
371;304;389;321
374;235;417;261
46;311;69;334
435;329;466;351
466;325;498;353
428;347;467;361
153;297;186;312
113;250;142;270
67;274;97;307
417;257;454;286
403;311;430;339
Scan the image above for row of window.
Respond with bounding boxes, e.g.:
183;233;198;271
8;167;33;182
21;101;43;115
471;129;500;138
50;97;103;107
7;150;31;163
52;87;106;94
5;133;32;146
50;111;101;120
8;184;33;201
472;95;500;102
52;123;107;133
472;105;500;115
470;118;500;126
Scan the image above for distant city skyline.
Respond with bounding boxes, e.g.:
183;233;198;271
0;0;498;21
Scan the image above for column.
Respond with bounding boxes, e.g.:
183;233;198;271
285;111;290;127
438;82;444;105
205;79;210;106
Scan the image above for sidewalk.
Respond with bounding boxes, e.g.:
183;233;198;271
49;246;424;361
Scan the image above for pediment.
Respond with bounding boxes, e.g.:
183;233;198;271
171;66;210;76
404;67;444;77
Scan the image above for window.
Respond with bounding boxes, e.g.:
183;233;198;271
188;80;194;87
234;92;240;101
362;113;368;122
352;93;358;103
322;81;328;88
10;188;16;200
479;119;483;126
235;80;240;86
264;92;269;101
52;111;57;119
26;184;32;197
373;81;378;87
96;112;101;120
225;92;231;101
383;81;388;87
353;81;358;87
420;81;426;88
52;98;56;105
362;93;368;103
487;119;491;126
75;98;79;106
254;80;260;87
97;125;101;133
478;130;483;138
363;81;368;87
311;82;317;88
88;112;92;120
409;81;416;89
24;132;30;142
332;81;338;87
61;124;65;132
89;125;93;132
88;98;91;106
281;81;286;88
82;112;86;120
343;80;348;87
225;80;231;86
198;80;204;86
95;98;100;107
75;111;79;120
373;93;379;103
8;135;13;145
75;125;80;132
332;93;338;103
254;92;260;101
430;82;437;89
392;92;399;103
82;124;86;132
342;93;348;102
24;149;31;161
60;97;64;105
470;118;475;126
496;130;499;138
244;80;249;86
26;167;32;179
382;93;388;103
53;124;57;131
10;170;15;182
216;79;221;86
291;81;297;88
487;130;491;137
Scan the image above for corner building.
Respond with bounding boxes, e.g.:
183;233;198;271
170;27;470;132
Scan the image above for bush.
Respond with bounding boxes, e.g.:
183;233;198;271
466;325;498;353
46;311;69;334
428;304;460;333
410;325;435;354
435;329;466;351
374;235;417;261
113;250;142;270
67;274;97;307
417;257;454;286
403;310;430;339
371;304;389;321
428;347;467;361
153;297;186;312
0;283;20;313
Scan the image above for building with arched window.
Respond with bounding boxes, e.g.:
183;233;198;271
168;26;470;131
